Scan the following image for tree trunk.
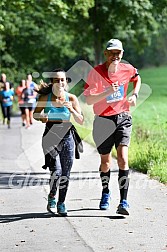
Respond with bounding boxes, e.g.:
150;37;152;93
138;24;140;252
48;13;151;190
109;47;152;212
93;0;102;65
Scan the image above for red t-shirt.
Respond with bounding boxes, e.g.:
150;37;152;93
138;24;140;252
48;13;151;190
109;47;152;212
15;86;24;104
84;62;139;116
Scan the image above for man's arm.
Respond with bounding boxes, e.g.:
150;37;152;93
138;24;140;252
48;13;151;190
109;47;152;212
85;82;119;105
128;75;141;106
132;75;141;97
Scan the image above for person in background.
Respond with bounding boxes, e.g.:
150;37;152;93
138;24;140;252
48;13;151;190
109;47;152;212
15;80;26;126
27;73;38;91
22;80;36;129
33;68;84;216
0;73;14;123
84;39;141;215
0;82;14;128
27;73;39;124
0;73;14;90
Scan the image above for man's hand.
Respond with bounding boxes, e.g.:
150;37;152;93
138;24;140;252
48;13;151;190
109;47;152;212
128;95;137;106
112;82;119;92
106;81;119;94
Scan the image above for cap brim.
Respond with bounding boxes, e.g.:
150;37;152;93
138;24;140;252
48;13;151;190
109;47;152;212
106;47;124;51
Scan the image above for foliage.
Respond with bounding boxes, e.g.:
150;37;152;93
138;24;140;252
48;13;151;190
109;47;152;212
128;65;167;183
86;0;167;63
129;128;167;183
0;0;167;85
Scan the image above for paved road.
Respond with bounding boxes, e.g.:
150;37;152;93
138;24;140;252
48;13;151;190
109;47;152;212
0;116;167;252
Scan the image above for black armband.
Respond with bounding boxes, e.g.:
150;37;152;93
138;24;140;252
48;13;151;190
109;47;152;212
133;93;138;98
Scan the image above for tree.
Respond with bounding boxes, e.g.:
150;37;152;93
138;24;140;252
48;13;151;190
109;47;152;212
0;0;94;82
0;0;167;85
74;0;167;64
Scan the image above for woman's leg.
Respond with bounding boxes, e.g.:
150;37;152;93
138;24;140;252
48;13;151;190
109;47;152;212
29;105;33;125
47;154;62;212
7;106;12;128
1;103;6;123
49;155;62;197
3;106;7;119
20;106;26;126
25;107;30;128
58;133;74;203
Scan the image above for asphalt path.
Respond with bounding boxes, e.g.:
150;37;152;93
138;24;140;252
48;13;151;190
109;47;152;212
0;115;167;252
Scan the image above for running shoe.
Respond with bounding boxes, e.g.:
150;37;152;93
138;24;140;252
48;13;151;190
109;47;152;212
47;195;56;213
116;199;129;215
57;202;67;216
99;191;111;210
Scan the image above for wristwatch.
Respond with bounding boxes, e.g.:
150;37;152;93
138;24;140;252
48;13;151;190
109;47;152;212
133;93;138;98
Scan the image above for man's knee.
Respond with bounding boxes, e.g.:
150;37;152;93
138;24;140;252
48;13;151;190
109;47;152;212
117;157;128;169
100;161;111;172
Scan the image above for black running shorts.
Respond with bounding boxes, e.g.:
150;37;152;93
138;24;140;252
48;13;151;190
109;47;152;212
93;112;132;155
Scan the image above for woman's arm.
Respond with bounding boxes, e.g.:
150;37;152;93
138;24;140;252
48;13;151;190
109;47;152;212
33;95;48;123
9;95;14;101
64;94;84;125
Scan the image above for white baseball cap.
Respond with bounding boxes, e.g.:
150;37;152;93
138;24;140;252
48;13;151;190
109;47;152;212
106;39;124;51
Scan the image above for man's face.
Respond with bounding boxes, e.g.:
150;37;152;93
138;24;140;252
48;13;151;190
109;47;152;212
104;49;123;65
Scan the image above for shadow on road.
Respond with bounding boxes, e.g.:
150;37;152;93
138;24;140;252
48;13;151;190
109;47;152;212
0;212;54;223
0;210;125;223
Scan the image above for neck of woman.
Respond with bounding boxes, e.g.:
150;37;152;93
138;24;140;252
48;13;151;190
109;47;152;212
52;90;65;100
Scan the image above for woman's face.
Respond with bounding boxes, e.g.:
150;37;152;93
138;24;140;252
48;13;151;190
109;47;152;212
5;82;10;90
52;71;67;91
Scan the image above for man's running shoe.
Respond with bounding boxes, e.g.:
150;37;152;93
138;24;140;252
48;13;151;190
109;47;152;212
116;199;129;215
57;202;67;216
99;191;111;210
47;195;56;213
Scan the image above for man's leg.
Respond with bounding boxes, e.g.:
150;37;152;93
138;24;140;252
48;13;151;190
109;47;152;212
92;116;115;210
116;145;130;215
99;153;111;210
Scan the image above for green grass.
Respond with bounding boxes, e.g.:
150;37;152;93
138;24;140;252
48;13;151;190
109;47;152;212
128;65;167;183
75;65;167;184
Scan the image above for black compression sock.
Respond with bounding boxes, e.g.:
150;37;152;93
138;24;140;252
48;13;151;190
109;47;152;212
118;169;129;202
100;170;110;194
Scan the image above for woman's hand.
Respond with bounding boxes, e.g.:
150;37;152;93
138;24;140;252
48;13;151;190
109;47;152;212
40;113;49;123
63;101;74;113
